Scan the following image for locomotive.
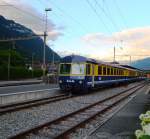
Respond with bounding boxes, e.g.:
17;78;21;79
58;55;145;92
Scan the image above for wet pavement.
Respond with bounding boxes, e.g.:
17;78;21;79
88;89;150;139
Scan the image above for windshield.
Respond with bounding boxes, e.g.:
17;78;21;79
59;63;85;75
60;64;71;74
71;63;85;75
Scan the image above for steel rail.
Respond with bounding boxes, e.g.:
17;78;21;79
0;94;73;115
53;83;146;139
8;82;146;139
0;82;141;115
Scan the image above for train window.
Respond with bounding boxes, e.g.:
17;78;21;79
111;68;113;75
86;64;91;75
123;70;124;75
116;69;118;75
98;66;102;75
118;69;120;75
118;69;119;75
109;67;111;75
103;67;106;75
114;68;117;75
107;67;110;75
121;70;123;75
60;64;71;74
71;63;85;75
119;70;121;75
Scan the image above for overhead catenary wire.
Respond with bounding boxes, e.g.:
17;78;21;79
86;0;120;45
85;0;121;61
102;0;128;56
46;0;89;33
102;0;122;30
94;0;120;32
112;0;128;29
85;0;112;33
38;0;77;38
92;0;125;61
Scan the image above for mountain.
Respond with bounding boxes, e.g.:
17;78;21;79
0;15;60;63
131;57;150;70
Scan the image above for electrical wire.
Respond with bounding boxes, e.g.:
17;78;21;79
38;0;77;38
86;0;112;33
113;0;128;28
46;0;89;33
94;0;119;31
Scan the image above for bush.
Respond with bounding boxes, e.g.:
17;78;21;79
0;66;43;80
0;66;7;80
135;111;150;139
32;69;43;78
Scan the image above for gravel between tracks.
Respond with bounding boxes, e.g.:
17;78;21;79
70;83;149;139
0;82;142;139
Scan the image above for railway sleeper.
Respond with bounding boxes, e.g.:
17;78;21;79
37;127;65;138
66;117;85;122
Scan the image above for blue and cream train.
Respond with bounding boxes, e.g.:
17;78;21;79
58;55;145;92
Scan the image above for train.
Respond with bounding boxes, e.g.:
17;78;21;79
58;55;145;92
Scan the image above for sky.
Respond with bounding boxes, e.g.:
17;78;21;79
0;0;150;64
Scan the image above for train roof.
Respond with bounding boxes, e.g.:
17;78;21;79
61;55;97;63
120;65;143;72
61;55;141;71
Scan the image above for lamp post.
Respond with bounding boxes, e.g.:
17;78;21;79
43;8;52;81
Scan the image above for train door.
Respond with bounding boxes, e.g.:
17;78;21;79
92;64;95;87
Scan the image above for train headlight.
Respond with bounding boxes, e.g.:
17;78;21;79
79;80;82;84
59;80;62;83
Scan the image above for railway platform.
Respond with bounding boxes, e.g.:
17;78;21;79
87;87;150;139
0;79;42;87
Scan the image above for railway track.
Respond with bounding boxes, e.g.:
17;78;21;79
0;93;73;115
9;82;146;139
0;82;143;115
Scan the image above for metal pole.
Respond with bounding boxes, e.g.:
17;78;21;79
12;41;15;49
129;55;131;65
43;12;47;81
43;32;46;81
43;8;52;82
32;53;34;78
8;41;15;80
113;46;116;62
8;47;10;80
53;52;54;65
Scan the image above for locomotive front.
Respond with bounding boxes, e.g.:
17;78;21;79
59;62;87;92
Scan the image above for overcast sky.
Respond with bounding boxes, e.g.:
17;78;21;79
0;0;150;64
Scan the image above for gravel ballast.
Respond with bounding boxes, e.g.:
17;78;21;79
0;82;143;138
